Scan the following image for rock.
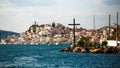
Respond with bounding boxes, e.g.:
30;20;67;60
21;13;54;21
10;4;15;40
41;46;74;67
119;51;120;54
60;49;65;52
64;48;68;52
81;48;86;53
70;45;74;48
85;47;90;52
73;47;81;52
103;48;108;53
60;45;120;54
89;49;101;53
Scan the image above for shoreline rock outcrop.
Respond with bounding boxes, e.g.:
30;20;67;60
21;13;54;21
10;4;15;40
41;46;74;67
60;45;120;54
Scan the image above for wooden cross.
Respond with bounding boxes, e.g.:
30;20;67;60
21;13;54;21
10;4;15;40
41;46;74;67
68;18;80;46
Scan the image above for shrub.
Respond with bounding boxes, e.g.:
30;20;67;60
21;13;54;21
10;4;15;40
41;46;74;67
77;36;90;47
102;41;108;46
77;36;98;47
91;42;98;47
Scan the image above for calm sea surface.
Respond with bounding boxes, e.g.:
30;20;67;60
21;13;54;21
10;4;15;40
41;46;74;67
0;44;120;68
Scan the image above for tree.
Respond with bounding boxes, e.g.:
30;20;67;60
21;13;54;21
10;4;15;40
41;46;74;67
77;36;98;47
102;41;108;46
91;42;98;47
77;36;90;47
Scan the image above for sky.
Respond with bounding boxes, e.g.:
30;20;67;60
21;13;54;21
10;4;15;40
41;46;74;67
0;0;120;33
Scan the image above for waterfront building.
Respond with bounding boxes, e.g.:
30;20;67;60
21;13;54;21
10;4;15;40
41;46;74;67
1;20;119;46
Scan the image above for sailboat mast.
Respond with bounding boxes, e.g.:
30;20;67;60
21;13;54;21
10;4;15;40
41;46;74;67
116;12;118;46
108;14;111;37
93;15;96;30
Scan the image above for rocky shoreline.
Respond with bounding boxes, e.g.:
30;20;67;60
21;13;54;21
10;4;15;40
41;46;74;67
60;45;120;54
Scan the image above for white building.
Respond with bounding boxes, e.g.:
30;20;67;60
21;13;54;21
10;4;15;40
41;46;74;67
107;40;120;46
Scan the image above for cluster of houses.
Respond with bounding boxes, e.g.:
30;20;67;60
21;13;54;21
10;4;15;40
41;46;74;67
0;21;119;46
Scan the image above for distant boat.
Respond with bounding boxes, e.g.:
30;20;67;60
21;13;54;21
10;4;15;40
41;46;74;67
24;42;27;45
13;42;18;45
30;42;34;45
35;43;39;45
8;43;12;44
30;42;40;45
55;42;62;45
55;42;59;45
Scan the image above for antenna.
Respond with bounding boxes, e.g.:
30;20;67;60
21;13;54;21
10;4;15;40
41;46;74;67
108;14;111;37
116;12;118;46
93;15;96;30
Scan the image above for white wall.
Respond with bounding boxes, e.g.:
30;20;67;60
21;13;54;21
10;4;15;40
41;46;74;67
107;40;120;46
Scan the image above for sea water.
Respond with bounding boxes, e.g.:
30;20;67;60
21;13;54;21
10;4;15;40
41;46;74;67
0;44;120;68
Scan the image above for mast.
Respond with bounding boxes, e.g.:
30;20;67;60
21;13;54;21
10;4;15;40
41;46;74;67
108;14;111;37
116;12;118;46
93;15;96;30
73;18;75;46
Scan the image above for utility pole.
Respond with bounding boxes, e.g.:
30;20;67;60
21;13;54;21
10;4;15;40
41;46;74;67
108;14;111;37
116;12;118;46
68;18;80;46
93;15;96;30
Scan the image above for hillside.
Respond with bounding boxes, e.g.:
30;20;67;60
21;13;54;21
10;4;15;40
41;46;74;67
0;30;20;39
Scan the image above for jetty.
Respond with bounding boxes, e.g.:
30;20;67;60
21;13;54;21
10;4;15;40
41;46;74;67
60;13;120;54
60;45;120;54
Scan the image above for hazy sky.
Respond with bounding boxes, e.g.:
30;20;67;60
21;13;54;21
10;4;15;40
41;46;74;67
0;0;120;33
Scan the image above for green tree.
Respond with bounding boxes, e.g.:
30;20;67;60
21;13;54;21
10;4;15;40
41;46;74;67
102;41;108;46
91;42;98;47
77;36;90;47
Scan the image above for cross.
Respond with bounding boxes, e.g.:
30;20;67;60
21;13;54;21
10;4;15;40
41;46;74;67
68;18;80;46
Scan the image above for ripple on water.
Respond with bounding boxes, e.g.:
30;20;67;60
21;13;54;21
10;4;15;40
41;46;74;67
0;45;120;68
0;56;42;68
14;56;38;66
